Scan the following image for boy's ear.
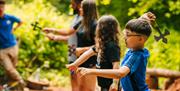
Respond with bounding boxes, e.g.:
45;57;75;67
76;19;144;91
140;36;147;42
139;36;146;42
138;36;142;41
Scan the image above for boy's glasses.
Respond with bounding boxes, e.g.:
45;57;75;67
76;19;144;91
123;31;142;38
123;32;142;38
126;34;141;37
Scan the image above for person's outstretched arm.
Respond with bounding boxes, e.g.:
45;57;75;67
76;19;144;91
66;48;96;71
43;28;76;36
45;33;69;42
78;66;130;79
78;52;143;79
43;19;81;36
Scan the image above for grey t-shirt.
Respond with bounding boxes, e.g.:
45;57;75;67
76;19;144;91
68;15;82;63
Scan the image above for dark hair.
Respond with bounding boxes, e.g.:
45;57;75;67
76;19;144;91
82;0;98;40
95;15;120;61
72;0;83;14
0;0;5;4
125;19;152;37
74;0;82;4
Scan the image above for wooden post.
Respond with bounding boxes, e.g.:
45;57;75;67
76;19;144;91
146;68;180;78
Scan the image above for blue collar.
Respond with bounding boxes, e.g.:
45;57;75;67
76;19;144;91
0;14;8;19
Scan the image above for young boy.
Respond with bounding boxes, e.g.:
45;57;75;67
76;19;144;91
77;12;155;91
0;0;24;85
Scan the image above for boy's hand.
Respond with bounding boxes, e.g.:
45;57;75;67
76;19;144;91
43;28;54;33
139;12;156;24
109;82;118;91
77;67;92;77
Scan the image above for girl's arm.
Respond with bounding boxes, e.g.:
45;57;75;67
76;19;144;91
76;46;94;57
46;33;69;42
78;66;130;79
43;18;81;36
43;28;76;36
66;48;96;71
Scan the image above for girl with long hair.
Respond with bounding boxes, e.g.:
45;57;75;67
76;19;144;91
43;0;98;90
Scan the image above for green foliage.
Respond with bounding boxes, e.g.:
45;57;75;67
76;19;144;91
97;0;180;30
41;69;70;87
46;0;70;14
97;0;132;27
11;0;71;14
127;0;180;30
146;30;180;71
146;30;180;87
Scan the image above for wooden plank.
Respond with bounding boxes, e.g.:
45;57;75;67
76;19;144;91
147;68;180;78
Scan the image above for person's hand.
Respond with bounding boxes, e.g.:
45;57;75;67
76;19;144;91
77;67;92;77
75;48;84;57
66;63;78;72
43;28;55;33
109;82;118;91
75;48;82;57
46;33;60;41
139;12;156;24
45;33;56;41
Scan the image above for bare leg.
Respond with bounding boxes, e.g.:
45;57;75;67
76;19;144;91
71;73;79;91
79;74;96;91
78;66;97;91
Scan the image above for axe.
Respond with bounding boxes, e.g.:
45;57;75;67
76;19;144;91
153;21;170;44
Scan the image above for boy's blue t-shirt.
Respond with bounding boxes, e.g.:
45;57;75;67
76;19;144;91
121;48;150;91
0;14;21;49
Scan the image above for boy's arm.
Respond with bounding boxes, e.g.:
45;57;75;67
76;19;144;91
78;66;130;79
110;61;120;90
84;53;143;78
139;12;156;24
112;62;120;82
66;48;96;70
13;21;23;32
